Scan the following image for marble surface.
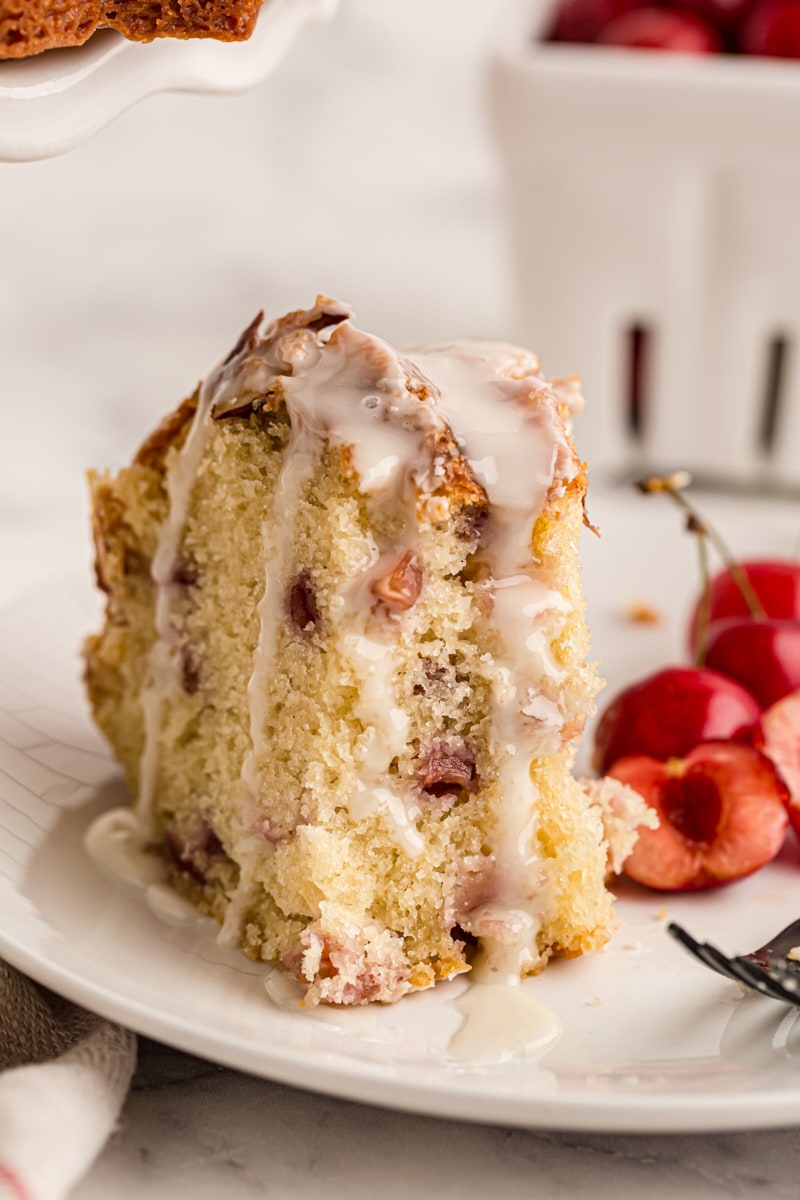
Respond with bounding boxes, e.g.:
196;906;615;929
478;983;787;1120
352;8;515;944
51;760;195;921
3;0;800;1194
72;1039;800;1199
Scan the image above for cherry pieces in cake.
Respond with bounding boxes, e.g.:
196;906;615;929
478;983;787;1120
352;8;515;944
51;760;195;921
756;690;800;836
371;551;423;614
608;742;789;890
592;665;761;774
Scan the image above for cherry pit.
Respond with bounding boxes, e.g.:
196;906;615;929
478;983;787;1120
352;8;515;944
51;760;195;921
595;472;800;892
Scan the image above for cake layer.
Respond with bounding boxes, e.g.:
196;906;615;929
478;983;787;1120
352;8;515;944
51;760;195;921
0;0;263;59
86;297;645;1004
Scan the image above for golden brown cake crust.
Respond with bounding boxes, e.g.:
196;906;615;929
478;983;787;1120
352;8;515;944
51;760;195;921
134;391;198;472
0;0;263;60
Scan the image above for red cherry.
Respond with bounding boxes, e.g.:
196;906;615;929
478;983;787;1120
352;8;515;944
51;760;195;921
547;0;643;43
689;559;800;654
593;666;761;774
739;0;800;56
757;690;800;837
703;617;800;709
609;743;789;891
672;0;752;37
597;7;722;50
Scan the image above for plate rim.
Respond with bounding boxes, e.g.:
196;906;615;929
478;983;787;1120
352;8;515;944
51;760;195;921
3;920;800;1135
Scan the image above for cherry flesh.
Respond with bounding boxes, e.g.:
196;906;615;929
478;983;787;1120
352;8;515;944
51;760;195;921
757;690;800;838
609;742;789;891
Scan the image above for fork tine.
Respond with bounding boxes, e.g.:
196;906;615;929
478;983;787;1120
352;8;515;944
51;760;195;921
667;922;744;984
696;940;758;987
756;918;800;961
726;955;800;1003
667;922;800;1004
738;957;800;1006
732;958;800;1005
760;958;800;990
690;939;781;995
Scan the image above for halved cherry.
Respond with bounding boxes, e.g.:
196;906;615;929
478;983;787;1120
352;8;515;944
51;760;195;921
703;617;800;709
757;690;800;837
593;665;760;775
609;743;789;891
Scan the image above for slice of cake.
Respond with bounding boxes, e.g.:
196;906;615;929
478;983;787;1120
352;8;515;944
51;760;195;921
85;296;642;1005
0;0;263;59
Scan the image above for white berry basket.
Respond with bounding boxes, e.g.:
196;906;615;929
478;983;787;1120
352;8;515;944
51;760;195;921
488;0;800;490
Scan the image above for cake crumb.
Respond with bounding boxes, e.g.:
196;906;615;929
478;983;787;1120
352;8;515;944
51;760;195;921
585;996;602;1007
623;600;662;625
655;907;668;921
787;947;800;962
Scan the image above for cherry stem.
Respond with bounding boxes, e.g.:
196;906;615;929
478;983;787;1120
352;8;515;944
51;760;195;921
694;529;711;667
634;472;766;623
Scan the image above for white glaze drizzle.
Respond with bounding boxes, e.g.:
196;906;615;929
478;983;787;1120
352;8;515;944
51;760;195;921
331;540;429;856
135;325;268;832
240;429;318;801
84;806;206;928
136;387;216;832
85;807;167;888
339;631;423;857
446;983;561;1066
217;829;272;946
221;311;453;884
410;342;580;981
219;426;319;941
145;882;204;925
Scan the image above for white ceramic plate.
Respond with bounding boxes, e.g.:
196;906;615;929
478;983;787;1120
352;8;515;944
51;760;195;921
2;490;800;1133
0;0;337;162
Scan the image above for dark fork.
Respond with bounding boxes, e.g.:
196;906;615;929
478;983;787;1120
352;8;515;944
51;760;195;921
668;919;800;1005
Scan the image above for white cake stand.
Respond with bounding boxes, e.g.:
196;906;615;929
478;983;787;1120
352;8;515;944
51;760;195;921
0;0;337;162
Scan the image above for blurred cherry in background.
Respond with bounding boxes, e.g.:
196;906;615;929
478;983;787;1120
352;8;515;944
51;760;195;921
547;0;800;57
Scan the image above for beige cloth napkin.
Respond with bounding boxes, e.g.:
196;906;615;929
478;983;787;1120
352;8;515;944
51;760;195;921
0;963;136;1200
